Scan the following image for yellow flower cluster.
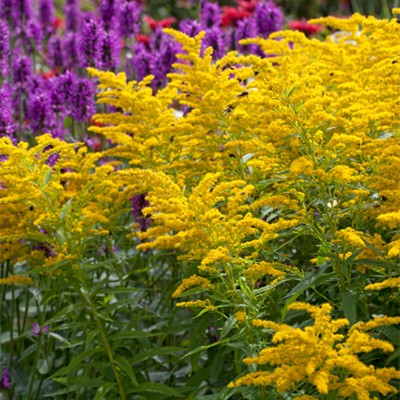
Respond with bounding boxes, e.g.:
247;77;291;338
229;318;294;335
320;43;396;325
172;275;213;298
229;303;400;399
0;275;34;285
176;299;212;309
235;311;247;323
365;277;400;292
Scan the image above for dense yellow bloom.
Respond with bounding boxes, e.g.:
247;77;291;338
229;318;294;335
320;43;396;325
172;275;213;297
333;227;366;249
365;277;400;292
176;299;212;308
235;311;247;323
0;275;33;285
229;303;400;398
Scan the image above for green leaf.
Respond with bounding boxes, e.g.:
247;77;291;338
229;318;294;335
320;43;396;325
182;337;231;359
130;346;184;365
283;262;330;299
109;330;155;341
352;259;399;270
341;290;356;326
85;329;100;351
38;352;54;375
94;383;116;400
220;315;236;339
63;115;73;129
374;326;400;346
130;382;184;397
115;356;138;385
48;347;102;379
386;347;400;365
9;364;28;388
281;291;302;323
49;332;71;346
42;169;52;189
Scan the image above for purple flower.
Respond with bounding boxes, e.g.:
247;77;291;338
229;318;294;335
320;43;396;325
235;17;258;54
99;0;120;30
132;43;154;82
38;0;55;25
32;323;49;336
63;32;80;69
11;0;35;28
25;18;43;54
0;0;13;22
47;34;64;69
49;76;66;114
253;0;283;38
202;27;225;60
68;78;95;122
201;1;221;28
0;367;11;390
0;20;10;77
101;30;121;71
0;85;16;140
149;26;167;52
79;19;105;69
65;0;82;32
151;36;180;89
12;53;33;88
59;70;78;103
118;0;141;37
27;92;52;133
179;18;203;38
130;194;150;230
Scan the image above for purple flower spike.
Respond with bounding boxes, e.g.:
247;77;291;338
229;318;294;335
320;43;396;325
63;32;80;69
26;18;43;54
0;367;11;390
202;27;225;60
235;17;258;54
12;0;35;28
47;34;64;69
179;18;203;38
99;0;120;30
118;0;141;37
27;92;51;134
253;0;283;38
12;53;33;88
79;19;105;69
38;0;55;33
132;43;154;82
101;30;121;71
65;0;82;32
0;85;16;139
0;20;10;77
68;78;96;122
130;194;151;230
0;0;13;22
32;323;50;335
201;1;221;28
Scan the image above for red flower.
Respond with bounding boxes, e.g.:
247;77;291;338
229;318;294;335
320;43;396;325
42;68;58;79
235;0;258;13
143;16;177;31
221;6;250;27
287;18;324;37
52;16;64;31
136;33;150;45
90;118;102;128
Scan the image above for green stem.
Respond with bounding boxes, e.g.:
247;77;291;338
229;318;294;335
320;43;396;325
27;334;42;400
87;293;126;400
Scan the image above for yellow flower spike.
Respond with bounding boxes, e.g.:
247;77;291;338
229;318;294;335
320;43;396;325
235;311;247;323
0;275;34;285
231;304;400;397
